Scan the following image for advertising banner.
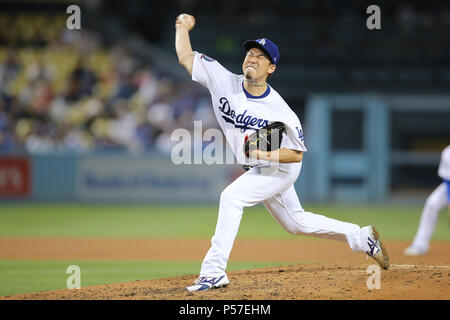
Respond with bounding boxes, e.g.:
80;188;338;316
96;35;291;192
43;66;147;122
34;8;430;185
76;155;235;202
0;157;31;197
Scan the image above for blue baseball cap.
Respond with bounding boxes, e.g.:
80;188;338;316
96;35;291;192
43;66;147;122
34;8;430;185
243;38;280;65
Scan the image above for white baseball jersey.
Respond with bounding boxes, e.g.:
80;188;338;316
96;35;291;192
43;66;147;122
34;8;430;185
192;51;307;166
438;145;450;180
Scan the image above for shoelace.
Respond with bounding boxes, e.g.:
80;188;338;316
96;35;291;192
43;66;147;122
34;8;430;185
194;277;206;284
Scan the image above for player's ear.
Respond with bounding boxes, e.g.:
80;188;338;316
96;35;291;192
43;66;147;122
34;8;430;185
268;64;276;75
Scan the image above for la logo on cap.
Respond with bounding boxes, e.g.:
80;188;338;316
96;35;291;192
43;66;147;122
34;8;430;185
258;38;266;45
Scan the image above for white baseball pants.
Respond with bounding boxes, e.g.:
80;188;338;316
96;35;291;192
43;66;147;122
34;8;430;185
411;182;448;251
200;163;369;277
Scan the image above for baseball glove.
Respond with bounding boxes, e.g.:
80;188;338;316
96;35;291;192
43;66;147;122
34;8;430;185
243;121;286;158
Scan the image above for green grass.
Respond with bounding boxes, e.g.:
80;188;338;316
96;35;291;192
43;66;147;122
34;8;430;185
0;203;449;296
0;259;288;296
0;203;449;240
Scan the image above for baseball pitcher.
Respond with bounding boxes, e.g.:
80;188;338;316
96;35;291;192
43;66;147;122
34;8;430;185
175;13;390;292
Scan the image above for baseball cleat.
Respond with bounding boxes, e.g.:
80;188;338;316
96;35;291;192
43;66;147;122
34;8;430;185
403;246;427;256
186;275;229;292
365;226;390;270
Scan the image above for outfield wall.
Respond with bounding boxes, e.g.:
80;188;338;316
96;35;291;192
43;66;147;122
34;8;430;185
0;152;314;203
0;153;239;203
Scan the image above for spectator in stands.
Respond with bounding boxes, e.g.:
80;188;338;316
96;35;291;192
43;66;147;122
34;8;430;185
0;48;21;95
66;57;97;102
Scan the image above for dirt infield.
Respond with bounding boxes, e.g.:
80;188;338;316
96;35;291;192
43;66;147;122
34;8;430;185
0;238;449;300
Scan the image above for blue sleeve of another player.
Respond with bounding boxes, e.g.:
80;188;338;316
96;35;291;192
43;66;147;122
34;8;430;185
445;180;450;203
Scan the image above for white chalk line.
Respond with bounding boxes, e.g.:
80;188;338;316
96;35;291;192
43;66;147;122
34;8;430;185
390;264;450;269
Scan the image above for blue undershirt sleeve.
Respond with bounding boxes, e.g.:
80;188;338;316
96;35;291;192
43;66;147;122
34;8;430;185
444;180;450;204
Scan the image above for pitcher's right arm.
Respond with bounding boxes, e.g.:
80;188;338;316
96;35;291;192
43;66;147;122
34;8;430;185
175;14;196;75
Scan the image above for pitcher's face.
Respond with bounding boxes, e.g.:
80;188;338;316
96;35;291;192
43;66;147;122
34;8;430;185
242;48;276;82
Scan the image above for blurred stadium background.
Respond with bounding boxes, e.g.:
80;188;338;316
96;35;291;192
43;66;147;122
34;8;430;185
0;0;449;204
0;0;449;296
